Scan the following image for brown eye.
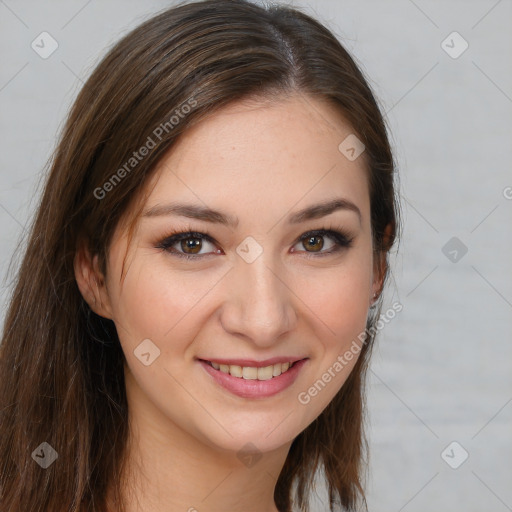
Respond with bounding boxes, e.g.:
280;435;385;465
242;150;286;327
180;237;202;254
292;229;353;257
303;235;324;252
156;231;218;259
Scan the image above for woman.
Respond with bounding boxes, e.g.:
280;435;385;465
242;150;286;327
0;0;399;510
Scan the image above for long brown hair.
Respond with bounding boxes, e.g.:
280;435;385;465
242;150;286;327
0;1;399;510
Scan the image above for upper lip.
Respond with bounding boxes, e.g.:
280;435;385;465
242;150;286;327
198;356;307;368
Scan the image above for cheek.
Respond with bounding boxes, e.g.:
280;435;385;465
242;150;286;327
306;270;369;333
292;251;372;412
300;256;372;345
107;258;217;411
109;255;221;347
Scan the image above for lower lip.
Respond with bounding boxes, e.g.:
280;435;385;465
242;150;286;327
198;359;308;399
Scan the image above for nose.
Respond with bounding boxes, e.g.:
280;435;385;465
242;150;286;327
219;253;297;348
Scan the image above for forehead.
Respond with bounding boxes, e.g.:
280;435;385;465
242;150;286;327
144;93;370;229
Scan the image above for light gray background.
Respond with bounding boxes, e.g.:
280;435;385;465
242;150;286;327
1;1;511;511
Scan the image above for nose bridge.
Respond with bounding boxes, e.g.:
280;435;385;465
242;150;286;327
221;247;296;344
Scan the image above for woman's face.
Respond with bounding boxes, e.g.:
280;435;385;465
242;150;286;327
102;93;378;455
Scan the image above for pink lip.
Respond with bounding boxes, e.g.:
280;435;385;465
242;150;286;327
198;358;308;399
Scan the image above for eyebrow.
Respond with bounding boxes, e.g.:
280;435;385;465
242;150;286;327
142;197;362;227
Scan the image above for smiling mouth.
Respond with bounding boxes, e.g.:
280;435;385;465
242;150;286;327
201;360;300;381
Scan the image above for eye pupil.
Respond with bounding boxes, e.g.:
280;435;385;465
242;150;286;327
304;235;324;252
182;237;201;254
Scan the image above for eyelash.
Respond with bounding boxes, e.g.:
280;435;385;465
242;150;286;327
155;224;354;261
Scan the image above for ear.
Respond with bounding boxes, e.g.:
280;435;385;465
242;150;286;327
74;242;114;320
371;223;393;304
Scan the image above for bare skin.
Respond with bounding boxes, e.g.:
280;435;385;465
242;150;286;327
75;93;384;512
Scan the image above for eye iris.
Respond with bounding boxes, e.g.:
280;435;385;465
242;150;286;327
304;235;324;252
181;237;202;254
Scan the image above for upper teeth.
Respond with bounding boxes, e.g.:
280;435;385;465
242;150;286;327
210;361;291;380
